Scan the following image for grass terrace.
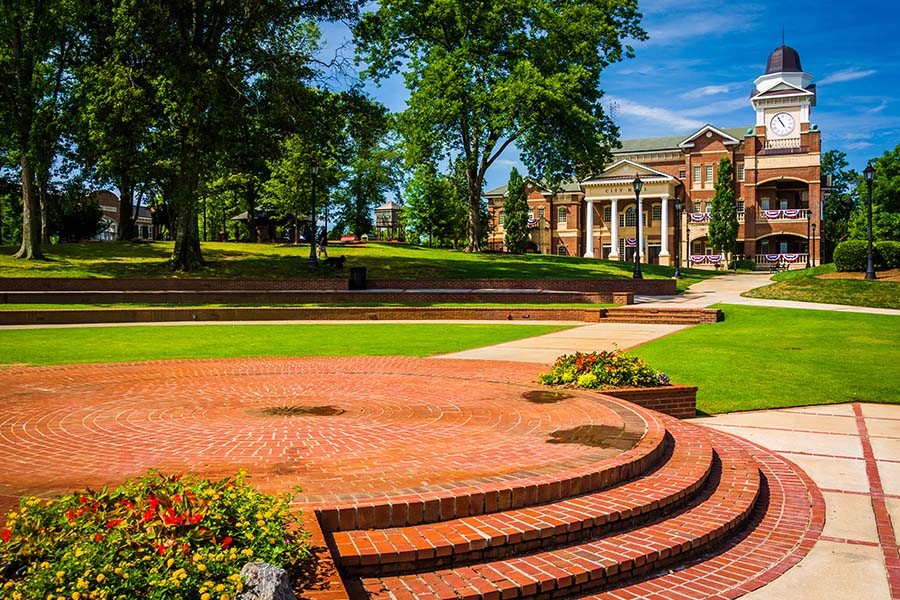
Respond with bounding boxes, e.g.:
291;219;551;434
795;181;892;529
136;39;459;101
0;241;713;292
742;263;900;310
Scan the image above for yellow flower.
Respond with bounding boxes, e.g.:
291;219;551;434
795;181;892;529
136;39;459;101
241;549;253;557
215;584;225;592
95;574;105;583
201;595;211;600
197;563;207;572
72;593;81;600
40;562;50;569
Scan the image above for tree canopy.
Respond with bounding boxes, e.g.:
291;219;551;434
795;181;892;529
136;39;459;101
708;156;738;261
355;0;645;251
503;167;529;253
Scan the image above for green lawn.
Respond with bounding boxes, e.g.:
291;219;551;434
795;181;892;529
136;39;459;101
633;304;900;414
0;323;573;366
742;263;900;309
0;241;713;292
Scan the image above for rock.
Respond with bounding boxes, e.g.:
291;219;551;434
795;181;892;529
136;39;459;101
236;562;294;600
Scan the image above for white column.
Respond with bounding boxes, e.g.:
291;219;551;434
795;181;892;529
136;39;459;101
637;194;644;262
659;194;670;259
583;198;595;257
609;198;620;259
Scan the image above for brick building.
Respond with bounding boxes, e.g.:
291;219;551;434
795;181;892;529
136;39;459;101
91;190;159;241
486;44;824;269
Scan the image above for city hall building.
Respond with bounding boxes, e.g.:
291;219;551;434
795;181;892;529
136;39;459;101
486;44;824;269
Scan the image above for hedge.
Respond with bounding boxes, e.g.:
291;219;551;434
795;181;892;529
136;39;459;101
876;240;900;269
834;239;870;271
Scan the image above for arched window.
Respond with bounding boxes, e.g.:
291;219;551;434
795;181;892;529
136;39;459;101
625;206;637;227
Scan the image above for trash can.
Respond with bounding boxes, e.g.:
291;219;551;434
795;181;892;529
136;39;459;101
349;266;367;290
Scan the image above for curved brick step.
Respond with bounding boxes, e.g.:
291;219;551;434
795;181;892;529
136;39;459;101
315;403;668;532
354;438;760;600
330;419;714;576
583;425;825;600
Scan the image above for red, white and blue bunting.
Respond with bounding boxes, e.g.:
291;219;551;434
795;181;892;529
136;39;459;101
707;254;723;264
688;255;723;265
527;218;538;228
625;238;637;247
763;209;804;219
764;253;801;263
689;255;708;264
689;213;710;222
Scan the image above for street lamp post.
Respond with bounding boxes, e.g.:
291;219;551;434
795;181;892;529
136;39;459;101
674;199;683;279
806;209;811;269
733;203;738;272
632;174;643;280
811;223;817;267
864;162;876;280
308;159;319;268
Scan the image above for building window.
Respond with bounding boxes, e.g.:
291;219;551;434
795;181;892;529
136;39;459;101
679;169;686;179
557;206;567;225
737;200;745;211
603;206;612;222
693;201;701;212
737;163;745;181
761;198;770;211
651;204;662;223
761;240;770;253
693;165;701;185
498;210;505;226
705;164;713;183
557;246;568;256
625;206;637;227
538;207;545;220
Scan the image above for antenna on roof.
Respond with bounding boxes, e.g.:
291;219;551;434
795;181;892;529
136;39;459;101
781;26;785;46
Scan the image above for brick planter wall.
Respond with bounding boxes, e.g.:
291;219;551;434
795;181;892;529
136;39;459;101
602;385;698;419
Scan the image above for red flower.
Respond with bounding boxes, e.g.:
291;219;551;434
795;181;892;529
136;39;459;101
106;519;123;529
222;536;233;548
187;514;203;525
118;499;134;510
153;543;167;556
0;529;10;543
65;509;76;524
94;533;104;542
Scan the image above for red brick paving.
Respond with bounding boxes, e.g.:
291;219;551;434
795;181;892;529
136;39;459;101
0;356;823;599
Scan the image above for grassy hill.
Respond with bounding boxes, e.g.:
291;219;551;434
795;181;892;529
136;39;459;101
0;241;715;290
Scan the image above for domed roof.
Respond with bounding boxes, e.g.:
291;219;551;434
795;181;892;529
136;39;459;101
766;44;803;74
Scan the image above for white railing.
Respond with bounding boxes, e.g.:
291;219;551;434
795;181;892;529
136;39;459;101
764;137;801;150
756;209;810;223
754;253;808;267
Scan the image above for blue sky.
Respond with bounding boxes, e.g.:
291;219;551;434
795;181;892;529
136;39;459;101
322;0;899;191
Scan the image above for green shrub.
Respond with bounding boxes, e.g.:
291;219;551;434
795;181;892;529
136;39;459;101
736;259;757;271
538;349;667;390
834;239;870;271
0;471;310;600
875;240;900;268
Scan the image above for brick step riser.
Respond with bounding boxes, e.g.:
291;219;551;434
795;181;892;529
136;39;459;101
333;430;716;577
357;448;762;600
317;427;669;532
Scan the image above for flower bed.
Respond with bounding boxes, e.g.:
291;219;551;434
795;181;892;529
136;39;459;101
538;350;669;390
0;471;310;600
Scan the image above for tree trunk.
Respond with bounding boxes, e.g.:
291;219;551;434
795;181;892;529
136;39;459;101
465;169;483;252
169;164;204;271
14;156;45;260
246;180;257;243
117;179;135;241
38;179;50;244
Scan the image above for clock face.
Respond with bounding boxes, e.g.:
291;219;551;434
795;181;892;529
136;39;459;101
770;112;795;136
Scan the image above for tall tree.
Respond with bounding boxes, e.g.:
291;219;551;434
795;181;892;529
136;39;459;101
100;0;361;271
821;149;858;261
355;0;645;252
0;0;82;259
503;167;529;253
708;157;738;263
849;143;900;242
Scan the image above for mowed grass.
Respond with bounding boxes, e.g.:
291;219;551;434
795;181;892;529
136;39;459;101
742;263;900;310
0;241;713;291
0;323;573;366
632;304;900;414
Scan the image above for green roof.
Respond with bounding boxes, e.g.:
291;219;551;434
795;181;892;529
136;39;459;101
615;127;750;154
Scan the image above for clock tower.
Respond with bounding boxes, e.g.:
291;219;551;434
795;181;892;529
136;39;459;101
751;44;816;144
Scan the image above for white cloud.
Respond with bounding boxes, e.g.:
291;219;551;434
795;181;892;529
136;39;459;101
681;84;739;99
867;100;888;114
818;68;877;86
682;97;748;118
845;141;875;150
611;97;704;131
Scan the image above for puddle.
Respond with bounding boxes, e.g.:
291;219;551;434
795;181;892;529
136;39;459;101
251;405;346;417
523;390;573;404
547;425;639;450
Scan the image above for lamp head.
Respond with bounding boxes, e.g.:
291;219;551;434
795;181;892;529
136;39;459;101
863;162;875;184
632;174;643;194
311;159;319;175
